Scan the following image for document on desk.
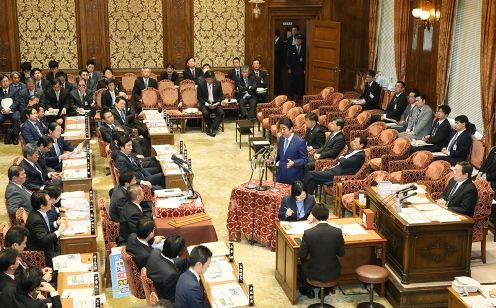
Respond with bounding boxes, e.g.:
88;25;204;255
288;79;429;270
61;288;94;298
188;241;229;257
63;168;86;179
61;191;85;199
405;196;431;204
52;254;92;272
204;257;236;283
63;158;87;167
339;223;368;236
423;209;461;222
155;196;186;208
154;188;183;198
210;283;249;308
61;197;89;210
398;209;431;224
66;273;96;286
66;123;86;130
414;203;441;211
62;220;90;235
65;209;91;220
461;295;495;307
62;130;85;137
281;221;312;235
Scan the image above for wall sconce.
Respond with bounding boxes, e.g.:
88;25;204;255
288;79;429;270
412;4;440;30
248;0;265;19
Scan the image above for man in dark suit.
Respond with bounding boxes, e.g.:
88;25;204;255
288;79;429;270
95;68;121;91
306;117;345;171
86;59;101;91
36;135;58;176
26;191;68;267
236;66;258;120
175;245;212;308
304;135;368;194
372;81;408;122
20;143;51;191
17;78;44;108
304;112;326;150
147;235;187;301
30;68;50;92
286;25;303;48
118;184;153;245
132;68;158;112
112;96;149;139
435;115;474;166
412;105;452;153
101;79;120;109
114;135;164;190
183;57;204;84
46;60;59;84
0;73;22;144
0;248;19;294
43;80;70;122
21;107;47;144
227;57;242;83
110;170;136;222
274;29;285;95
5;166;32;217
250;59;269;102
286;34;306;99
160;64;180;86
68;78;95;116
359;69;382;110
10;72;26;94
299;206;345;298
437;161;478;217
44;122;77;171
197;70;224;137
55;71;76;92
126;218;164;270
477;146;496;195
276;117;308;184
278;181;316;221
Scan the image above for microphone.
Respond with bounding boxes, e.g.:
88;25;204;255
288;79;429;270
399;191;417;203
396;184;416;196
253;146;268;158
171;154;187;165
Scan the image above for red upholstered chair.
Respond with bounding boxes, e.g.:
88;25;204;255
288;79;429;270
256;95;288;130
141;88;160;109
317;99;352;126
140;267;159;306
471;179;494;263
270;106;303;142
179;87;203;133
219;78;238;115
292;113;307;139
469;139;486;170
99;198;119;287
320;104;362;129
0;222;8;249
159;87;179;110
367;128;398;147
302;86;335;113
121;73;137;95
95;126;109;158
349;122;387;143
388;151;434;182
312;92;344;116
410;161;453;193
338;171;390;217
16;207;28;227
214;71;226;81
262;101;295;137
94;88;105;121
342;111;371;141
369;137;411;171
158;79;175;93
22;251;46;268
121;246;146;299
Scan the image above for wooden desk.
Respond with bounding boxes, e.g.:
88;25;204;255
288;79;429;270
64;115;90;146
155;216;218;246
275;218;387;305
62;153;93;192
201;256;255;307
366;186;474;284
142;110;174;145
157;160;194;191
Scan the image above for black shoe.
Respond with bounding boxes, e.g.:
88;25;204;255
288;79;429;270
299;287;315;299
318;288;330;298
207;128;215;137
12;137;19;145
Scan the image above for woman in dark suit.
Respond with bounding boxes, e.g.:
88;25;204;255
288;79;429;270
278;181;316;221
160;64;180;86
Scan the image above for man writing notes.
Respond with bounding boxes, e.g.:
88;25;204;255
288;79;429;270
197;70;224;137
275;117;308;184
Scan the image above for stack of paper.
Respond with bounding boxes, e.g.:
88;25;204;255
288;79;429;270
61;191;85;199
1;98;13;110
155;196;187;208
423;209;461;222
398;208;432;224
63;158;87;167
61;197;88;210
153;144;178;156
149;127;167;134
377;181;393;196
280;221;312;235
66;123;86;130
210;283;249;308
52;254;92;272
460;295;495;308
67;273;97;286
204;256;236;283
62;131;84;137
62;220;90;235
339;223;368;236
154;188;183;198
414;203;441;211
63;168;86;179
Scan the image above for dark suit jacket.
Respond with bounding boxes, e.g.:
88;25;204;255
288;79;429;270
109;185;128;222
25;210;60;267
114;151;148;184
360;81;381;110
132;77;159;107
96;78;122;91
111;105;136;128
236;77;257;100
446;129;473;165
17;88;44;107
182;67;203;84
480;147;496;190
305;125;326;149
5;182;32;216
299;223;345;282
330;150;366;175
426;119;452;151
0;87;20;112
0;285;62;308
249;70;268;89
227;68;242;82
35;79;51;92
102;89;120;109
384;92;408;121
99;121;132;144
197;80;223;107
147;249;181;301
21;120;47;144
45;137;75;171
0;272;17;294
160;71;180;86
44;88;71;111
442;179;478;217
276;134;308;184
278;195;315;221
175;270;209;308
68;89;94;115
61;82;76;92
316;131;346;159
275;37;285;71
286;45;306;75
20;159;49;191
118;201;145;245
126;233;153;270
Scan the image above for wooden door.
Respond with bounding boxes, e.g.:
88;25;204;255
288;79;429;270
306;20;341;93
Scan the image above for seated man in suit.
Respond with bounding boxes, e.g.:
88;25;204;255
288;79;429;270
304;135;368;195
44;122;77;171
20;143;61;191
21;107;48;144
412;105;452;153
477;146;496;195
395;89;418;133
42;80;70;124
68;78;95;116
5;165;32;217
304;112;325;150
236;66;257;120
55;71;75;92
37;135;58;176
436;161;478;217
132;67;158;112
101;79;120;109
86;59;101;91
371;80;408;123
118;184;153;246
434;115;475;166
175;245;212;308
183;57;203;84
278;181;316;221
227;57;242;83
358;69;381;110
250;59;268;102
109;170;136;222
306;117;346;171
114;135;163;190
0;266;62;308
399;92;433;140
147;234;187;302
112;96;149;140
10;71;26;93
26;190;68;267
275;117;308;184
4;225;54;283
160;64;180;86
0;248;19;294
126;218;164;270
17;77;44;109
96;67;122;91
298;205;345;298
0;74;22;144
99;109;147;156
46;60;59;84
31;68;50;92
197;70;224;137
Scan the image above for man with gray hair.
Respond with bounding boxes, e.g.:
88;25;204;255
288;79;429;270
5;165;32;217
19;143;57;191
236;65;258;120
132;67;158;112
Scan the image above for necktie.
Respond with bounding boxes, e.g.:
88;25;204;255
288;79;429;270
431;121;439;135
33;121;42;136
236;70;240;80
79;91;84;103
22;185;32;195
297;46;300;55
283;138;290;154
412;108;422;129
111;92;115;104
446;182;459;203
90;73;92;80
120;110;126;122
54;141;61;156
256;71;259;78
191;69;195;78
44;214;51;232
110;124;116;130
37;81;41;89
33;163;43;178
447;132;459;151
144;79;148;88
18;257;28;269
128;155;139;167
208;84;214;102
30;90;34;96
56;91;60;102
244;79;248;87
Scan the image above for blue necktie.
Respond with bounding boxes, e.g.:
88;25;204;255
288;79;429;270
283;138;290;154
44;215;51;232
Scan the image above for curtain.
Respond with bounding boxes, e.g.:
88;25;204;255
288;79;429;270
481;0;496;149
435;0;456;107
394;0;410;81
368;0;380;69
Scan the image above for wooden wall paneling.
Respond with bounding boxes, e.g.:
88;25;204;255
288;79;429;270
76;0;110;70
165;0;194;71
0;0;20;72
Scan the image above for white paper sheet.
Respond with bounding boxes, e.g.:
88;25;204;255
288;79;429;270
411;140;433;147
154;188;183;198
339;223;368;236
66;273;96;286
52;254;92;272
63;169;86;179
63;158;87;167
423;209;461;222
280;221;312;235
414;203;441;211
432;152;449;157
1;98;13;109
61;288;94;298
404;196;431;204
204;257;236;283
398;211;432;224
210;283;249;308
460;295;495;308
62;221;90;235
61;191;85;199
155;196;187;208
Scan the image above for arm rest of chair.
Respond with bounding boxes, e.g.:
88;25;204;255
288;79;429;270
315;158;337;171
262;107;281;119
340;178;366;195
318;105;338;115
388;159;411;173
370;145;389;159
257;102;275;113
309;99;330;111
345;118;360;127
269;114;285;127
381;154;407;172
303;94;323;104
402;170;426;184
349;128;367;141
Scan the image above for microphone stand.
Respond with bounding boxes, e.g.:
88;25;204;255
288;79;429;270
173;160;198;199
255;148;271;191
269;148;279;193
246;156;257;189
